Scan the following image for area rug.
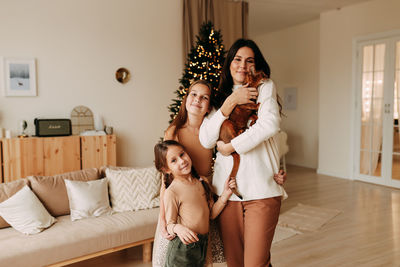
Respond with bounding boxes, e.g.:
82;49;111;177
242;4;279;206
277;203;342;232
272;226;300;244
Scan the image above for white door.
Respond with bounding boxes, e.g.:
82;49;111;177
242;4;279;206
354;34;400;188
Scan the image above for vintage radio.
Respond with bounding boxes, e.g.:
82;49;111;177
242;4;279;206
34;118;72;137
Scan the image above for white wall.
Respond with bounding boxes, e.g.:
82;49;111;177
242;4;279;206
253;20;320;169
0;0;182;167
318;0;400;178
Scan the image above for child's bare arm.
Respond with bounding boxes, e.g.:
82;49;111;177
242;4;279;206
210;177;235;219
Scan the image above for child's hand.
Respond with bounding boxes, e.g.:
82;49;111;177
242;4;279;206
224;177;236;193
174;224;199;245
273;169;287;185
161;226;176;240
160;219;176;240
221;177;236;201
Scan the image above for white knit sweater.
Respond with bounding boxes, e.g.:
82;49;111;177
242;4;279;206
199;79;287;201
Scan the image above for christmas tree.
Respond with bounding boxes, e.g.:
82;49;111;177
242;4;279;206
168;21;226;122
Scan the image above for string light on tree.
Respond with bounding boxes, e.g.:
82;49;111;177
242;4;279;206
167;21;226;122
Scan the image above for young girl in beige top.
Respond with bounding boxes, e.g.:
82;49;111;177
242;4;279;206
154;140;236;267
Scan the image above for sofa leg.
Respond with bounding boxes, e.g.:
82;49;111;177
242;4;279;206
142;242;152;262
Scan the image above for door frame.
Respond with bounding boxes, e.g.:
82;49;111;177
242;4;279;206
352;29;400;188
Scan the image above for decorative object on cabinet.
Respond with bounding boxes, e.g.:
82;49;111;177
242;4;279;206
34;118;71;137
115;67;130;84
80;130;106;136
80;114;106;136
5;130;11;139
3;57;37;97
94;114;104;131
104;126;113;135
70;105;94;135
0;135;116;183
18;120;28;138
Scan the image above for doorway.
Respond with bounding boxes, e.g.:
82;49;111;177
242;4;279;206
354;31;400;188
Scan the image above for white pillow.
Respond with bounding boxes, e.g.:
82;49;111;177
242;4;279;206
0;185;56;235
106;166;161;212
64;178;113;221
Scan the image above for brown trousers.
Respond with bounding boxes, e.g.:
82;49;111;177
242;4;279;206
218;197;281;267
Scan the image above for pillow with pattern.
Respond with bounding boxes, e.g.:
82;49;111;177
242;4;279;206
106;166;161;212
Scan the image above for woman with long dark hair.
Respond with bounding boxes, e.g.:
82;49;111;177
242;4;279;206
199;39;287;267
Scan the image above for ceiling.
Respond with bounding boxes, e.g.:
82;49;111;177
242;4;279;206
248;0;373;35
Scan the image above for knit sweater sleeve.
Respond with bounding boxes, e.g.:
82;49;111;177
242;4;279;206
199;108;228;149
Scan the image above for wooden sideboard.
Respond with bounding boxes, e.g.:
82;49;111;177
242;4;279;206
81;135;117;169
0;135;116;183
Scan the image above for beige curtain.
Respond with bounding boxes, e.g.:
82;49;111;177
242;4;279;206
360;94;384;176
360;45;385;176
182;0;248;62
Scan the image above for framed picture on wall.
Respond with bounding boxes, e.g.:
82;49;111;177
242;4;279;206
2;57;37;96
283;87;297;110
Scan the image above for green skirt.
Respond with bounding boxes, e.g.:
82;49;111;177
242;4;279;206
165;233;208;267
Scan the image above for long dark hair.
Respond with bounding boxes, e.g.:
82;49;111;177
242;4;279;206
154;140;213;202
214;38;282;115
168;80;212;138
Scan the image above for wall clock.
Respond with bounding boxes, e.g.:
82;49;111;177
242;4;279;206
115;68;131;84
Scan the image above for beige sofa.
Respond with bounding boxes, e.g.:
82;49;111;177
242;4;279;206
0;167;160;267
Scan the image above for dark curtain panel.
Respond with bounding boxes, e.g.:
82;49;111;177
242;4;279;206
183;0;248;63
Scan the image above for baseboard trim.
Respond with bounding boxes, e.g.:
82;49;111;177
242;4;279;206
316;169;351;180
286;162;317;169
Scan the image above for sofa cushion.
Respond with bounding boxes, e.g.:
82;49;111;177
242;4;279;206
106;166;161;212
0;185;56;235
64;178;113;221
0;179;30;229
28;168;101;217
0;208;159;267
99;165;133;178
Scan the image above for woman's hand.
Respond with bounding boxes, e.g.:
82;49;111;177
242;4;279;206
273;169;287;185
160;219;176;240
217;141;235;156
174;224;199;245
220;84;259;117
230;84;258;105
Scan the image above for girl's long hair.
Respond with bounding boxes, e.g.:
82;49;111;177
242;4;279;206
214;38;283;116
154;140;213;203
168;80;212;138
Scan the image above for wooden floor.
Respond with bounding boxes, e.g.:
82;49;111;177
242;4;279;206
67;165;400;267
